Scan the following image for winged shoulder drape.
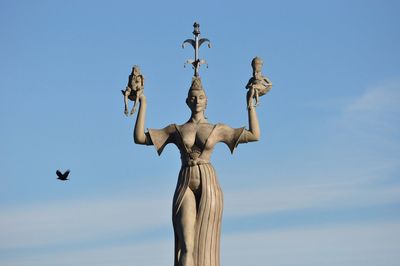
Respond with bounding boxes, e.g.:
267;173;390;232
147;123;246;266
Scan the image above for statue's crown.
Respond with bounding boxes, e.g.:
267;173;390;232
189;77;204;92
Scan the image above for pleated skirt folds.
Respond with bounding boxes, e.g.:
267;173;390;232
173;163;223;266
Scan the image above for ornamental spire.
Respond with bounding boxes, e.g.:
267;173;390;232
182;22;211;77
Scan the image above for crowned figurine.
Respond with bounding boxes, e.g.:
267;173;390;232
246;57;272;109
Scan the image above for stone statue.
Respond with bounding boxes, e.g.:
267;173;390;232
130;23;270;266
122;65;144;116
246;56;272;109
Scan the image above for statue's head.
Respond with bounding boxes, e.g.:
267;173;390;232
251;57;263;73
186;77;207;114
132;65;140;76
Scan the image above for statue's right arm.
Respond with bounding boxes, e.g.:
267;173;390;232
134;94;153;145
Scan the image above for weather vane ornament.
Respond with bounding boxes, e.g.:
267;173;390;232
124;22;273;266
182;22;211;77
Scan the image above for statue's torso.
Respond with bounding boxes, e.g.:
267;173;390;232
128;74;143;91
179;122;214;152
148;122;246;193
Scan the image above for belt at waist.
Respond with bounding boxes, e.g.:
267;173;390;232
182;158;210;167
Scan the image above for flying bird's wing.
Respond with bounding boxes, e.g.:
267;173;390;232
64;170;70;178
56;170;62;178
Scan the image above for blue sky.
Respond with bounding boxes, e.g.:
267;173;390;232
0;0;399;265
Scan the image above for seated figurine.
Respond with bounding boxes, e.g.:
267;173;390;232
122;66;144;116
246;57;272;109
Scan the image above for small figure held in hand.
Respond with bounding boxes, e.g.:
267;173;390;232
122;66;144;116
246;57;272;109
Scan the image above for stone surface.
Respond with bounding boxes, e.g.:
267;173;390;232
246;56;273;109
128;23;270;266
122;65;144;116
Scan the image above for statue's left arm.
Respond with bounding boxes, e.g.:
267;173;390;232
216;91;261;153
245;91;260;142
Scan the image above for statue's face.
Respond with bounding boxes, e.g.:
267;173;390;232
187;90;207;113
133;67;140;75
254;61;263;72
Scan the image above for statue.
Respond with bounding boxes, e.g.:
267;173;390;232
246;56;272;109
122;65;144;116
130;22;271;266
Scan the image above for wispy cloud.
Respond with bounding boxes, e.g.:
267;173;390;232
0;239;173;266
340;80;400;135
347;81;400;113
2;221;399;266
224;182;400;218
1;178;399;251
221;221;400;266
318;80;400;184
0;196;171;249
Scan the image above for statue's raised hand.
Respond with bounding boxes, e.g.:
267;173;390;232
139;93;146;104
246;87;257;109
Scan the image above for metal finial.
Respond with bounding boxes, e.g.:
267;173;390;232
182;22;211;77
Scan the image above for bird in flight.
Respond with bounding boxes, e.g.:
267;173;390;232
56;170;70;181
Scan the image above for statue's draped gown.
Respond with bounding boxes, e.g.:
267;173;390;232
148;123;247;266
